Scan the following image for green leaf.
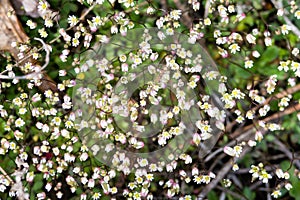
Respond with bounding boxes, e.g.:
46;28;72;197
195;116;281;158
258;46;279;66
290;180;300;200
31;174;43;193
243;187;256;200
237;16;254;31
207;190;218;200
252;0;262;9
266;134;275;142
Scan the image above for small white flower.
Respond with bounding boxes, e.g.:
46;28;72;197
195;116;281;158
252;50;261;58
111;25;118;34
271;189;281;198
38;28;48;38
204;18;211;26
44;19;53;27
72;38;80;47
277;8;284;16
246;34;256;44
245;60;254;68
170;10;182;20
15;118;25;127
281;25;291;35
294;10;300;19
285;183;293;190
38;1;49;13
264;37;272;46
292;48;299;56
232;164;239;171
26;20;37;29
229;43;240;54
68;15;79;26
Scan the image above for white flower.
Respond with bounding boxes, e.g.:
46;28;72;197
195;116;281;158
246;34;256;44
292;48;299;56
232;164;239;171
38;1;49;13
259;170;272;183
44;19;53;27
15;118;25;127
214;30;221;38
264;37;272;46
72;38;80;47
68;15;79;26
96;0;104;4
281;25;291;35
275;169;284;178
218;5;227;17
229;43;240;54
37;192;46;200
26;20;37;29
252;50;260;58
147;7;155;14
119;55;127;62
224;145;243;157
294;10;300;19
271;189;281;198
111;25;118;34
156;18;164;29
223;146;235;157
138;158;148;167
285;183;293;190
170;10;182;20
38;28;48;38
228;5;235;13
277;8;284;16
278;60;290;72
192;1;200;11
291;61;300;72
88;179;95;188
223;179;232;187
204;18;211;26
245;60;254;68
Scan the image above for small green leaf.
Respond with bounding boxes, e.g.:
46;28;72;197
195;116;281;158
207;190;218;200
243;187;256;200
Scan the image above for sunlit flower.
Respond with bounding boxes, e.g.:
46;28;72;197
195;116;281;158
295;10;300;19
281;25;291;35
271;190;281;198
229;43;240;54
38;1;49;13
26;20;37;29
15;118;25;128
68;15;79;26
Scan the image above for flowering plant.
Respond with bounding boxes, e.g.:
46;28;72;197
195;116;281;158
0;0;300;199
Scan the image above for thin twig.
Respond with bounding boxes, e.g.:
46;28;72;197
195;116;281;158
198;102;300;198
231;103;300;139
204;147;223;162
273;138;300;169
0;166;14;184
226;83;300;135
204;0;210;18
216;185;247;200
205;84;300;162
266;182;272;200
197;145;252;199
